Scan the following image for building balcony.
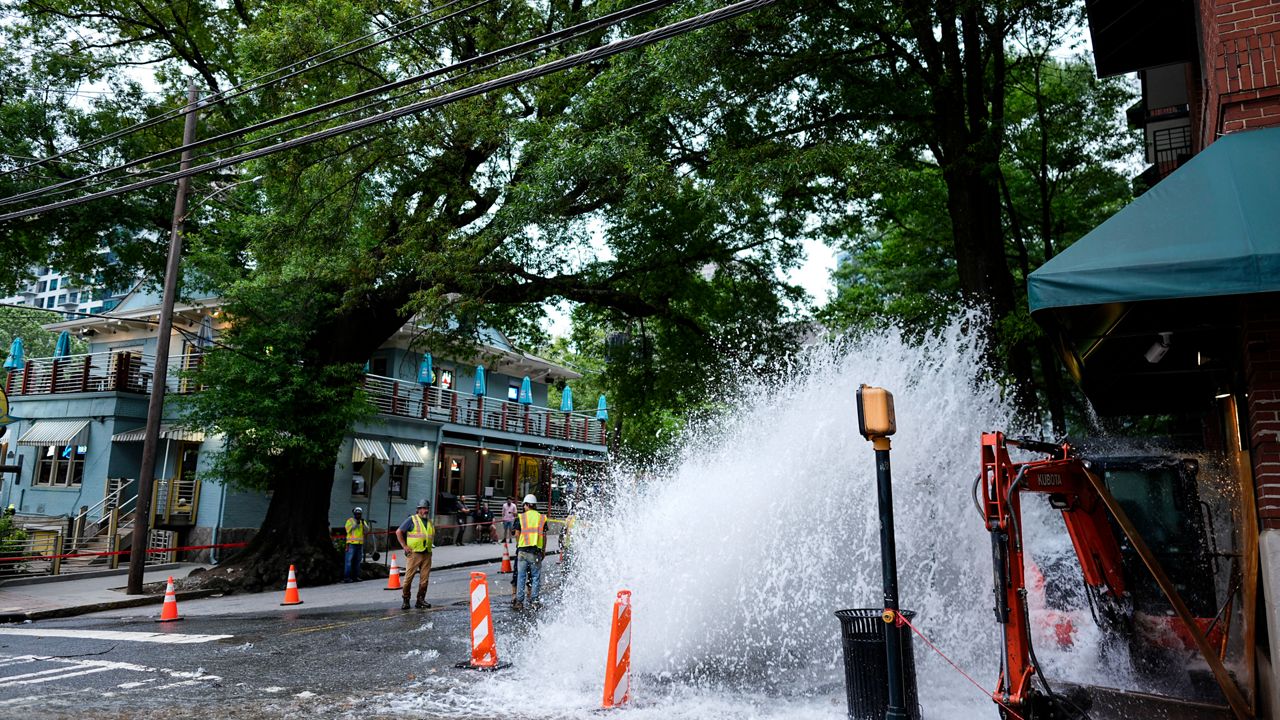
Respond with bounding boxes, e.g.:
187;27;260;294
360;374;607;446
3;350;204;397
4;353;607;448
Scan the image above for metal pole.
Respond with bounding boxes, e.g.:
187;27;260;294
126;80;200;595
874;439;909;720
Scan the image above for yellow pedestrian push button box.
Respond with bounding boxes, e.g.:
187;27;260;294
856;385;896;439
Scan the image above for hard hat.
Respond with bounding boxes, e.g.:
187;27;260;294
523;494;537;505
417;498;431;509
353;507;363;514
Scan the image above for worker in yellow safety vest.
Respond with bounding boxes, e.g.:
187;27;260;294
395;499;435;610
343;507;370;583
513;494;545;610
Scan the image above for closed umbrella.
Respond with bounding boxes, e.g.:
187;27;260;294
473;366;487;396
53;330;72;358
559;385;574;412
195;315;215;350
596;394;609;421
417;353;434;384
3;337;25;371
519;376;533;405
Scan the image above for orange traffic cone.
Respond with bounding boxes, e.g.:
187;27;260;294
280;565;304;606
602;590;632;708
454;571;508;671
385;553;402;591
158;576;182;622
499;543;512;574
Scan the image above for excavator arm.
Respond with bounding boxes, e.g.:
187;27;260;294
980;432;1128;717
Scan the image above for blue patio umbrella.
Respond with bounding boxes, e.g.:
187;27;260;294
195;315;215;350
596;394;608;421
518;376;533;405
3;337;25;371
417;353;434;384
473;365;487;396
559;385;574;412
53;330;72;358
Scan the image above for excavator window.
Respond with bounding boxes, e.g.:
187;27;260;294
1096;457;1217;618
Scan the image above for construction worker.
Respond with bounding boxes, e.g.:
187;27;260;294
342;507;370;583
513;494;546;610
561;512;577;567
395;499;435;610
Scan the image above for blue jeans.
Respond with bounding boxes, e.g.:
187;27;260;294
343;544;364;581
516;549;542;602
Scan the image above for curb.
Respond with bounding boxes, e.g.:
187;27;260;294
0;589;220;624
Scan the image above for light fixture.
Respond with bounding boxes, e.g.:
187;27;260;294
1144;332;1172;364
1215;391;1232;399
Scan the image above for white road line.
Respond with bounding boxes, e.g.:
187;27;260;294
0;665;116;686
0;628;232;644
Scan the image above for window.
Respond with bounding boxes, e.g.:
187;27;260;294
388;465;410;499
368;357;388;376
439;369;454;391
351;461;369;497
49;277;59;290
34;445;86;487
57;294;68;306
507;385;519;402
36;280;47;292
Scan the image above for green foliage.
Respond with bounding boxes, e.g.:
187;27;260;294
0;515;29;568
0;307;86;358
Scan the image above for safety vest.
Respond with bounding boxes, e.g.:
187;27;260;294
562;515;577;549
517;509;545;550
345;518;369;545
407;514;435;552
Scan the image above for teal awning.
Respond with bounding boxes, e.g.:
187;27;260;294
1029;125;1280;314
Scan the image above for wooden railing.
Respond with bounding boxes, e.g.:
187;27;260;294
3;351;205;397
361;374;608;446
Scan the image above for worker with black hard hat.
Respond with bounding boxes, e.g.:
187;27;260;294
395;498;435;609
343;507;370;583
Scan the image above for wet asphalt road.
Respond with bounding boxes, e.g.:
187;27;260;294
0;560;545;719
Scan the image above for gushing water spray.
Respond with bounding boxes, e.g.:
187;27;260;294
403;317;1137;719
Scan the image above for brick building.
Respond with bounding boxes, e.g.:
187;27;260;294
1027;0;1280;714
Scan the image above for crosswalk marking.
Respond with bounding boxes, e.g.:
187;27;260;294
0;628;231;644
0;654;222;694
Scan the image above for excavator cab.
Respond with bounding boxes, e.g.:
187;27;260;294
1094;457;1219;621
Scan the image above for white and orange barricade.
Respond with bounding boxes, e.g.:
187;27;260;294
455;571;509;671
602;589;632;708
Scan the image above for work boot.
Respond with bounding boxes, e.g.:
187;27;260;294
400;598;410;610
416;599;431;609
512;600;523;612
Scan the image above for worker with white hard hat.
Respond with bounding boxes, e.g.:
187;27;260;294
513;493;546;610
343;506;370;583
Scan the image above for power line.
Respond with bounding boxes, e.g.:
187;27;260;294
0;0;679;208
0;0;486;181
0;0;776;224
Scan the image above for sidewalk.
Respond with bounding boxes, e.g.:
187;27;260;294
0;536;558;623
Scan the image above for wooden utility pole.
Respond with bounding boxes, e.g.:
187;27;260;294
127;80;200;595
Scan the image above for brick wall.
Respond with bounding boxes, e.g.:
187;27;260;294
1244;298;1280;529
1200;0;1280;145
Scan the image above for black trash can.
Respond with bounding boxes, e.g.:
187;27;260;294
835;608;921;720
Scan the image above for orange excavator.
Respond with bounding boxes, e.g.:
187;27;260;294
977;432;1246;720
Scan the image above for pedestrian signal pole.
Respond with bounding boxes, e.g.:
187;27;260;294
857;384;908;720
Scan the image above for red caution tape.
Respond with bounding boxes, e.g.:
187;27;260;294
886;609;1028;720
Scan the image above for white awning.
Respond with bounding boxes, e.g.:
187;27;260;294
389;441;426;467
352;437;390;463
112;425;208;442
18;419;91;447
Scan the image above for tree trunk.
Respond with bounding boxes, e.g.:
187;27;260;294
221;444;344;592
